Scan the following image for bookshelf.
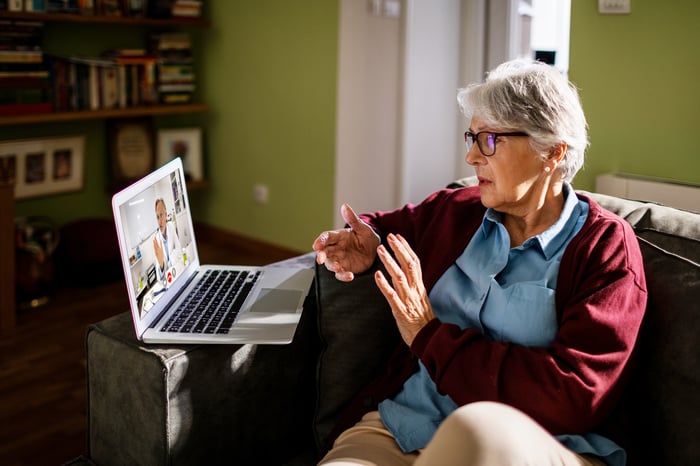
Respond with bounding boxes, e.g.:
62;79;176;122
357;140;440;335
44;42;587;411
0;10;209;27
0;7;209;334
0;10;208;123
0;103;208;125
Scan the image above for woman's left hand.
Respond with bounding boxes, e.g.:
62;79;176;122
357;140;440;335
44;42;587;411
375;233;436;347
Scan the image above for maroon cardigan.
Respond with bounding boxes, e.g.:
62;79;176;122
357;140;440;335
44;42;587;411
325;186;647;451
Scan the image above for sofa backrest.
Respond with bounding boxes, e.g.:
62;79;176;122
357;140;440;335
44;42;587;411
583;192;700;466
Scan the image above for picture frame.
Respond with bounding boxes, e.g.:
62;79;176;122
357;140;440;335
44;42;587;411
108;117;156;188
157;127;203;182
0;136;85;199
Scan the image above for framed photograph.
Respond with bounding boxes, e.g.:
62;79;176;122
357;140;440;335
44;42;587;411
108;117;155;187
157;127;203;182
0;136;85;199
0;154;17;186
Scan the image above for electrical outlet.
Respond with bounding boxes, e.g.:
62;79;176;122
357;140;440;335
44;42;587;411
598;0;631;14
253;184;269;204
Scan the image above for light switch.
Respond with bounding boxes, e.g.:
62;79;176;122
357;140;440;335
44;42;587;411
369;0;401;18
383;0;401;18
599;0;631;14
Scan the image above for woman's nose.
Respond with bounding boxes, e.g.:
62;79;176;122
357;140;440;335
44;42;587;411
465;145;482;166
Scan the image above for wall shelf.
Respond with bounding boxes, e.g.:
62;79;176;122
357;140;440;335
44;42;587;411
0;11;210;27
0;103;209;125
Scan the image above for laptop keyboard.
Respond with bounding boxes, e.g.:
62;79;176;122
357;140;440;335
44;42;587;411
160;269;261;334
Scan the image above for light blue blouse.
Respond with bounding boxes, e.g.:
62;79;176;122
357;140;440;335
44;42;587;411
378;184;625;465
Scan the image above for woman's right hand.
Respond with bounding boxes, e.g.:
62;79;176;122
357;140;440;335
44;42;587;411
312;203;381;282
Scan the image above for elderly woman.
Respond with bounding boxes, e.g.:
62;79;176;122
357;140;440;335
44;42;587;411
312;59;647;466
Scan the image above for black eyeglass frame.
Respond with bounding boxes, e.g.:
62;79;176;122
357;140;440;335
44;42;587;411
464;131;529;156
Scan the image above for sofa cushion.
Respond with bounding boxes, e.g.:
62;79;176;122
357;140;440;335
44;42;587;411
313;262;401;450
585;192;700;466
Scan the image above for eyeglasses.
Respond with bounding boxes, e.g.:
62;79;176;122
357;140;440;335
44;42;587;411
464;131;529;156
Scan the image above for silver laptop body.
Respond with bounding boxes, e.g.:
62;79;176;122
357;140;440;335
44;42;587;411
111;157;313;345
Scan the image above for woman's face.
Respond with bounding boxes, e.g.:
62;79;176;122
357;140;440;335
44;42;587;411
156;201;167;235
466;117;549;215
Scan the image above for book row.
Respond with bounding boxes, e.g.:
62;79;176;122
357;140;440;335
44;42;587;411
0;24;197;114
1;0;203;19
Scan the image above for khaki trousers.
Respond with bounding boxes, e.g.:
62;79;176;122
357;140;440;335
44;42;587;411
319;402;607;466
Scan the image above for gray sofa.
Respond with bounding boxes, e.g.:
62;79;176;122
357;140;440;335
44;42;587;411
82;189;699;466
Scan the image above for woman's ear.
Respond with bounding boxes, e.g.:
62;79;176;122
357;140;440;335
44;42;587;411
548;142;567;164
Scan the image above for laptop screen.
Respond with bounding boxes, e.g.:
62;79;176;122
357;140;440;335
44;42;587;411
114;161;197;323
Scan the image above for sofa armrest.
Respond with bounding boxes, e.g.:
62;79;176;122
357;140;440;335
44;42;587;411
86;254;320;466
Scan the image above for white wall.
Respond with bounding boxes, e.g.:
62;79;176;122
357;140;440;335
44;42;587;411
530;0;570;74
334;0;483;226
334;0;402;226
398;0;463;206
456;0;487;179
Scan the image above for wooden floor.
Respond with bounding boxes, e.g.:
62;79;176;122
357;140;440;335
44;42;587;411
0;227;300;466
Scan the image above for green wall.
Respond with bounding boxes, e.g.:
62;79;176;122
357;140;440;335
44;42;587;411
568;0;700;191
8;1;697;253
194;1;338;252
4;1;338;254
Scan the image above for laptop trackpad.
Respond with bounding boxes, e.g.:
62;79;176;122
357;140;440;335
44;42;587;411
249;288;303;313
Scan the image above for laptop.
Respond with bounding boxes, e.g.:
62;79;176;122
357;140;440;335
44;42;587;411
112;157;314;345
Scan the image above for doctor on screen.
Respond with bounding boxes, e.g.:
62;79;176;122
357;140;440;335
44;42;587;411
152;197;182;283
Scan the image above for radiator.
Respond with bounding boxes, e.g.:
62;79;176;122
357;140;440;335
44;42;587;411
595;173;700;213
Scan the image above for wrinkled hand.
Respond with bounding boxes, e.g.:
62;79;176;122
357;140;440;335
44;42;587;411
375;234;435;347
312;203;381;282
153;236;165;270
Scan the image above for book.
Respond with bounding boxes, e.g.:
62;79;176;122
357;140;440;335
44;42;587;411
8;0;23;11
0;102;52;115
102;48;147;58
24;0;47;12
157;83;195;93
171;1;201;18
150;32;195;105
116;63;127;108
0;76;50;88
100;65;118;109
140;61;157;104
0;50;43;63
159;92;192;104
0;70;50;78
77;0;95;15
0;20;44;50
47;56;71;111
63;56;119;110
0;85;51;111
47;0;80;13
157;63;194;83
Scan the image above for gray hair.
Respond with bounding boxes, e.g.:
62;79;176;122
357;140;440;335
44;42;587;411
457;59;588;182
